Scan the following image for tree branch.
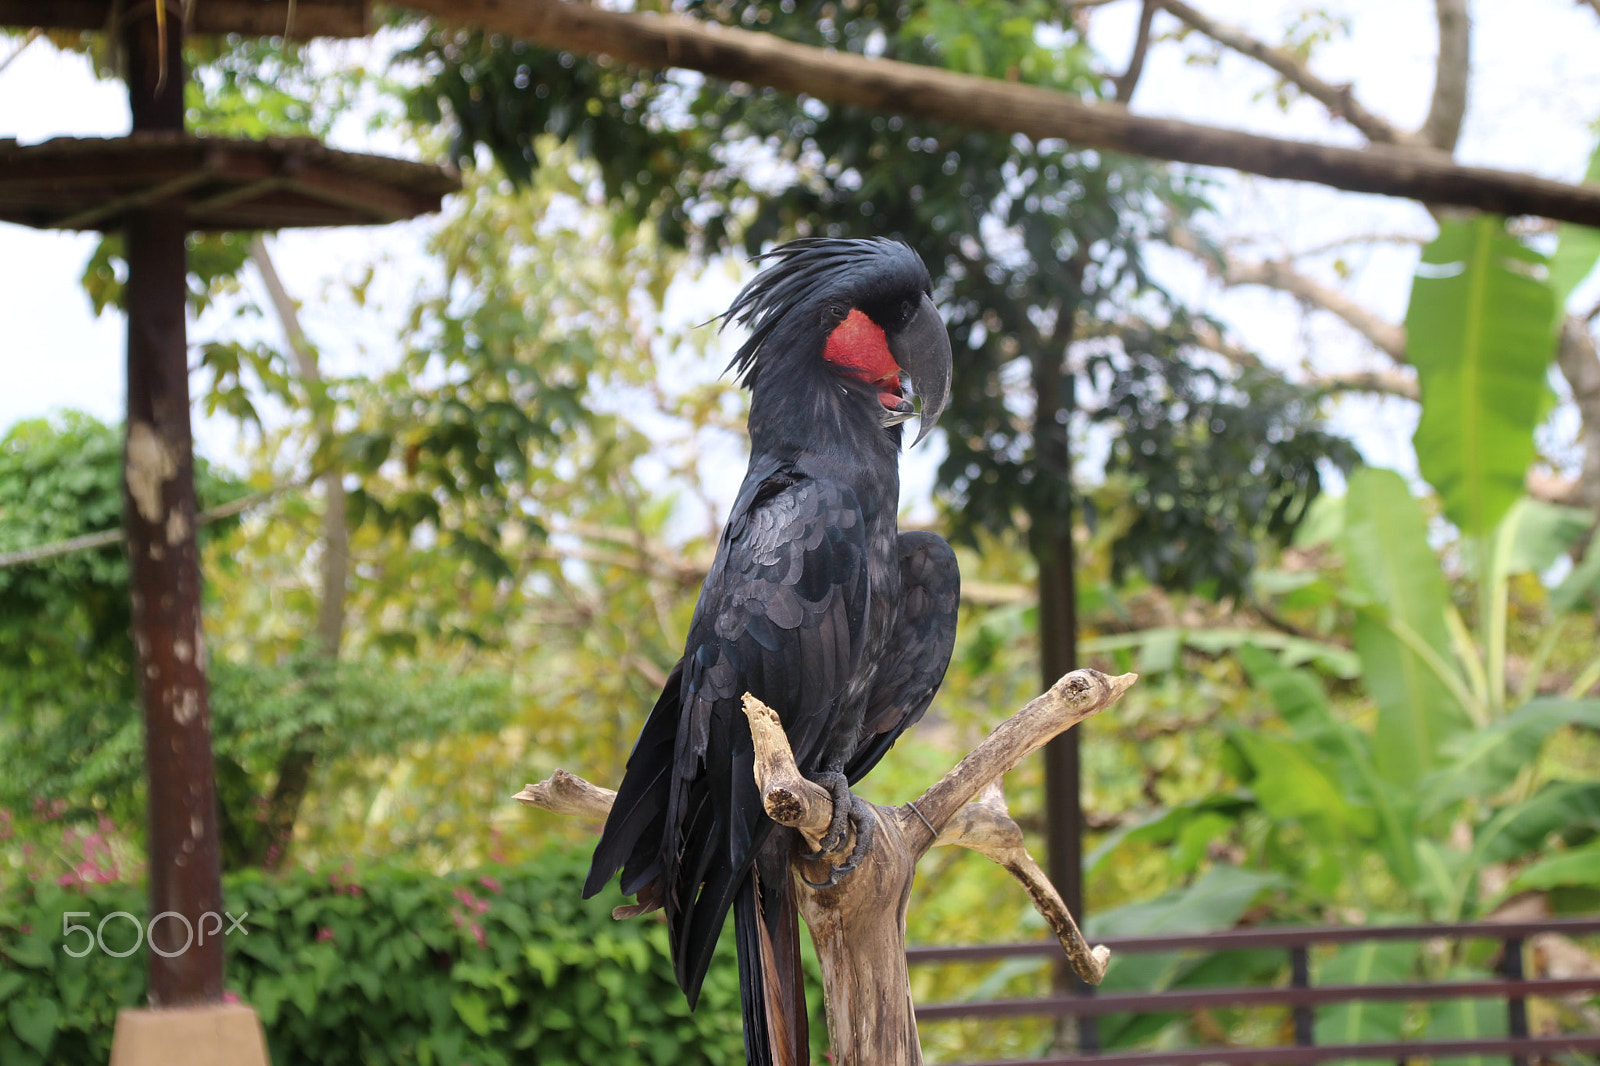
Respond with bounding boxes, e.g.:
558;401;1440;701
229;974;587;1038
1172;226;1409;359
742;693;836;846
402;0;1600;226
513;768;615;818
1308;368;1420;402
1112;0;1158;103
1555;316;1600;513
0;482;301;570
1282;231;1431;259
1156;0;1408;145
250;235;348;661
902;669;1136;843
933;781;1110;983
1230;258;1408;358
1419;0;1471;152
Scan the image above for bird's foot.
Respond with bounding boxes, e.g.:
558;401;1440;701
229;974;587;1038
799;771;877;889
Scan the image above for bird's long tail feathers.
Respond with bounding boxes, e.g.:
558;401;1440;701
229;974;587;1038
584;660;683;900
733;835;809;1066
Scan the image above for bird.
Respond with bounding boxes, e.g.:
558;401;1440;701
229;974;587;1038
584;237;961;1066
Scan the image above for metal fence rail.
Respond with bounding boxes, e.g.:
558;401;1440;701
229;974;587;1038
907;917;1600;1064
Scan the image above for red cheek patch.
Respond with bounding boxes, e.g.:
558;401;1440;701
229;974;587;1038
823;309;903;406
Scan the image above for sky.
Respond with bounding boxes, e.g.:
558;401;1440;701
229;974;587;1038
2;3;1599;494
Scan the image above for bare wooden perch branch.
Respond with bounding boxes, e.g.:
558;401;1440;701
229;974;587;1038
404;0;1600;226
901;669;1136;845
512;768;614;818
516;667;1137;1066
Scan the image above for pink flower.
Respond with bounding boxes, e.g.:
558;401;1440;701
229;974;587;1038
478;876;502;895
316;927;335;943
223;991;241;1004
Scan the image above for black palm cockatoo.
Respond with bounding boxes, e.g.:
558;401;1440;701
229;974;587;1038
584;238;961;1066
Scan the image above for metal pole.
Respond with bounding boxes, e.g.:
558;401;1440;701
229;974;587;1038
1033;349;1093;1049
121;1;226;1006
1501;936;1528;1066
1290;945;1315;1047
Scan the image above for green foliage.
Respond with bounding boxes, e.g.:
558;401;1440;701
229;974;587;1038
1404;216;1557;540
1339;467;1469;781
0;414;513;869
0;849;796;1066
79;231;256;319
1086;342;1359;598
0;414;244;824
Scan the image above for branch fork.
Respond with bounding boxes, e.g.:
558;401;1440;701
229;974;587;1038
515;667;1136;1065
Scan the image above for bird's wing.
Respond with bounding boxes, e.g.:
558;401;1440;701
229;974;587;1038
666;463;870;1005
844;530;960;783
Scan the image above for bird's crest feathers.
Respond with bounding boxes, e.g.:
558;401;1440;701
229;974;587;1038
720;237;927;389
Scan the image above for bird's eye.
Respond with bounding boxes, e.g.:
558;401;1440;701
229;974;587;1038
828;303;846;321
900;299;914;322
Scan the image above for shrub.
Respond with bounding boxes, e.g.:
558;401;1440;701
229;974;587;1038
0;847;773;1065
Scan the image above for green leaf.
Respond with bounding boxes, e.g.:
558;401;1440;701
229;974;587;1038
1421;699;1600;816
1340;467;1473;779
1475;781;1600;865
1;936;53;972
1089;866;1284;1046
1084;794;1252;874
1080;626;1359;680
1508;840;1600;893
1552;536;1600;614
1405;215;1556;538
1314;941;1413;1050
1548;139;1600;324
1090;865;1284;940
8;997;59;1055
1424;969;1507;1066
1491;498;1594;577
1229;729;1374;835
1238;644;1338;739
451;991;493;1036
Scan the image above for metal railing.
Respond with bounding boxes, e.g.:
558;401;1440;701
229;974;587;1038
907;918;1600;1065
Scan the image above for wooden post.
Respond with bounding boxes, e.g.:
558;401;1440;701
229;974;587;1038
120;0;226;1009
517;668;1135;1065
110;8;274;1060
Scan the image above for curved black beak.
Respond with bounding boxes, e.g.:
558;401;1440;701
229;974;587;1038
887;292;952;446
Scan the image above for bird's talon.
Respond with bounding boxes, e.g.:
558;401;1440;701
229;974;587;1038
796;773;878;889
801;868;841;890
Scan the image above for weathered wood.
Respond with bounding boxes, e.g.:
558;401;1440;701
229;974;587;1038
0;134;460;232
122;1;225;1007
402;0;1600;226
516;667;1136;1066
0;0;369;38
